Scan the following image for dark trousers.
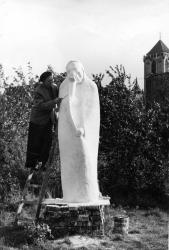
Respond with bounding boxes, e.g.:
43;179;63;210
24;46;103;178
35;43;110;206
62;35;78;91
25;120;53;170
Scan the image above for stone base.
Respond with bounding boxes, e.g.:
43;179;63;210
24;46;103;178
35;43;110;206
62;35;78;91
40;198;110;238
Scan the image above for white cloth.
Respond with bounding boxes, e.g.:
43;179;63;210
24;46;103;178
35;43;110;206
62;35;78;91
58;61;100;203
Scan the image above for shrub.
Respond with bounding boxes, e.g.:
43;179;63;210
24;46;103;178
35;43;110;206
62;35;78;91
94;66;169;207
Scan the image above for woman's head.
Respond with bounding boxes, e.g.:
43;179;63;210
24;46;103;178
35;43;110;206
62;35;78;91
39;71;53;88
66;61;84;83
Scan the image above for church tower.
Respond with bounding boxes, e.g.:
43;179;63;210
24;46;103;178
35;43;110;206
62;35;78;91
144;40;169;105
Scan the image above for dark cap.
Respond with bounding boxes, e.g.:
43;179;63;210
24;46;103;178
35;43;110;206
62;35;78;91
39;71;52;83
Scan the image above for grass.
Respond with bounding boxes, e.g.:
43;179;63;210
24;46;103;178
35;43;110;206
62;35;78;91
0;204;168;250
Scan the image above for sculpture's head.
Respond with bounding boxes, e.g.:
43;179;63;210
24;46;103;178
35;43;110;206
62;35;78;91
66;61;85;83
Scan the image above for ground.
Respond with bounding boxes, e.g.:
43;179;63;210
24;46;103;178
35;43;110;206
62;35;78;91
0;205;168;250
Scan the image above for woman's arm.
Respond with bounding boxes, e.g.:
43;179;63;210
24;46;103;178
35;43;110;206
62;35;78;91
32;92;61;111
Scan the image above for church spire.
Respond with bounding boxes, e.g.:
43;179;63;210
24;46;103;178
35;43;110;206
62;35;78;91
159;32;161;41
147;40;169;56
143;39;169;106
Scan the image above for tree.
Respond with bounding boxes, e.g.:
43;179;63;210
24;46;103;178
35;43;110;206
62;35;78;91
93;65;168;206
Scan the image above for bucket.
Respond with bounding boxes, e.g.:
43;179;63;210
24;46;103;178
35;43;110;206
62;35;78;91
113;215;129;234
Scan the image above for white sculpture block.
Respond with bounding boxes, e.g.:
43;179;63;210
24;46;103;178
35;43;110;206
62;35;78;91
58;61;101;203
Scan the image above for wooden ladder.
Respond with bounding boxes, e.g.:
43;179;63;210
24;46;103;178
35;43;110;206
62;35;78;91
14;131;58;225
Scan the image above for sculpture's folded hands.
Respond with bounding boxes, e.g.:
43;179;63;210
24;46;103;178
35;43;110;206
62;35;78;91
76;128;85;137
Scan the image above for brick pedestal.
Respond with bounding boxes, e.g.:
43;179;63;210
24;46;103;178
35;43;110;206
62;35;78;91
40;198;110;238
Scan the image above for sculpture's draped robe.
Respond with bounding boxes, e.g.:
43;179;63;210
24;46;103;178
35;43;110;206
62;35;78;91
58;75;100;203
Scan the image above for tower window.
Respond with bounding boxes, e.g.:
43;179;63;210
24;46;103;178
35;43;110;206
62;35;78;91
152;60;156;73
165;59;169;72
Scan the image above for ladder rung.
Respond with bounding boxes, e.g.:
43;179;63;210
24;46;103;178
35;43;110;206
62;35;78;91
29;184;41;188
24;199;39;205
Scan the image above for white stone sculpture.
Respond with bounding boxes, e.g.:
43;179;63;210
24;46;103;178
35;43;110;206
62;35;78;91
58;61;101;203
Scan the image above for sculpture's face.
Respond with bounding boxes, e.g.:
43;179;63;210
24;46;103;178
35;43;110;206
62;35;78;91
67;62;84;83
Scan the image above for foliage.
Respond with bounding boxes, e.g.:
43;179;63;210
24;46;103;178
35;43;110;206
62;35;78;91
24;222;53;243
93;66;169;206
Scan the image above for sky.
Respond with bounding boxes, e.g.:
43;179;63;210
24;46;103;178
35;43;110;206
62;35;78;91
0;0;169;89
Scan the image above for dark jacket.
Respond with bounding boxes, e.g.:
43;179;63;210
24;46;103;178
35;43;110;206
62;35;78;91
30;83;59;125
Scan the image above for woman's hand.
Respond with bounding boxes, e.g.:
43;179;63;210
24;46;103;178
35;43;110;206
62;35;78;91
76;128;85;137
54;97;63;105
